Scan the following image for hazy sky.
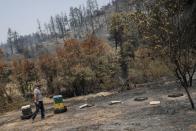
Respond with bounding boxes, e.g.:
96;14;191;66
0;0;110;43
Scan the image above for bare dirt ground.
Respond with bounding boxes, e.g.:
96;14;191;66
1;80;196;131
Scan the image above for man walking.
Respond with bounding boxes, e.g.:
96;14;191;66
32;83;45;122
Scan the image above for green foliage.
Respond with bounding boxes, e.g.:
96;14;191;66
34;36;120;97
130;0;196;109
109;12;142;81
12;59;38;96
64;36;118;95
138;0;196;87
0;50;12;104
38;54;58;94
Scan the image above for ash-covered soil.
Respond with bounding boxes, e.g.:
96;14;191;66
1;80;196;131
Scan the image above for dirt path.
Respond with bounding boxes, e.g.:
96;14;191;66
1;81;196;131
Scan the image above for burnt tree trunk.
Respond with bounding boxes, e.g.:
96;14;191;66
175;65;195;109
120;44;128;81
184;85;195;109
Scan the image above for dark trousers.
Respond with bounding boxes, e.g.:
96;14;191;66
32;101;45;120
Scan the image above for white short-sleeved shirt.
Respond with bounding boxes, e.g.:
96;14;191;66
34;87;43;102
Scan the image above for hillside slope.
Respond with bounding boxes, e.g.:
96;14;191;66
1;80;196;131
